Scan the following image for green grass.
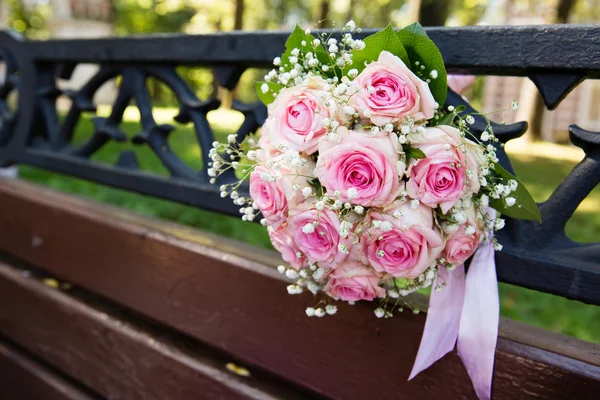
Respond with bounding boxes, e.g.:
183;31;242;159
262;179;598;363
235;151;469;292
18;107;600;343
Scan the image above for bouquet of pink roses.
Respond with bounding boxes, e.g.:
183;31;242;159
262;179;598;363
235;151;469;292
209;21;540;399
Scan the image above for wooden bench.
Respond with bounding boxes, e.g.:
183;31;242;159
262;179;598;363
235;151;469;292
0;25;599;399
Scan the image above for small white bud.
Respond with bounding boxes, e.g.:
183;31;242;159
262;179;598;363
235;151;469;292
495;218;506;230
285;269;299;279
374;308;385;318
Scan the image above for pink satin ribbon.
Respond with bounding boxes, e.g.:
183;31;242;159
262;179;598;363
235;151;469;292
409;213;499;399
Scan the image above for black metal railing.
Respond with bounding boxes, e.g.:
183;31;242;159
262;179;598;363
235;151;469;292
0;25;598;305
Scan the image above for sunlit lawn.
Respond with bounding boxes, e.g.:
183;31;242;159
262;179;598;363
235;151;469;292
18;107;600;343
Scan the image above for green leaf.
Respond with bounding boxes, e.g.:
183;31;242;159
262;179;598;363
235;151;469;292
430;105;466;127
280;25;311;66
352;24;410;72
489;163;542;222
308;177;325;197
396;22;447;107
405;144;426;161
255;81;282;106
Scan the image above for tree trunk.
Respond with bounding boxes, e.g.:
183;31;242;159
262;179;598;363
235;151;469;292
418;0;450;26
318;0;331;27
556;0;577;22
233;0;244;30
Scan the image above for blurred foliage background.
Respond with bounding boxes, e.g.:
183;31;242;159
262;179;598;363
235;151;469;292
1;0;599;342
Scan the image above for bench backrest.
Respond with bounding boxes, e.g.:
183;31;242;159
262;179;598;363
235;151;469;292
0;25;598;399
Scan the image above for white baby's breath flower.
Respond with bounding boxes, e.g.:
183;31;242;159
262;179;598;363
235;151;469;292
273;57;281;66
277;265;286;274
445;223;459;234
305;307;315;317
347;187;358;199
326;305;338;315
302;187;313;197
480;194;489;207
285;269;299;279
392;209;403;219
260;83;269;94
508;179;518;191
505;197;516;207
454;212;467;225
464;225;476;235
302;223;316;234
480;131;490;142
495;218;506;230
374;308;385;318
380;221;393;232
354;205;364;214
430;69;438;79
315;308;326;318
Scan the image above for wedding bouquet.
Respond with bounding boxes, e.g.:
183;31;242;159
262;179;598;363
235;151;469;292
209;21;540;399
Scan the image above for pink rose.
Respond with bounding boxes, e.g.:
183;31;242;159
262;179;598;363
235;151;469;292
290;208;348;268
464;139;486;194
349;51;436;126
265;77;338;154
258;121;280;158
269;225;308;270
365;200;443;278
443;206;483;265
250;166;288;229
315;128;401;207
447;75;476;95
406;125;468;213
325;261;384;302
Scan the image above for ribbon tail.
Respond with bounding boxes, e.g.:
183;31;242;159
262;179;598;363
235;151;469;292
409;264;466;380
457;241;499;400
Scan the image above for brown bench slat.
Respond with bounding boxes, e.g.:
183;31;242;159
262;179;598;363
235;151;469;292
0;178;599;399
0;338;98;400
0;259;304;400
